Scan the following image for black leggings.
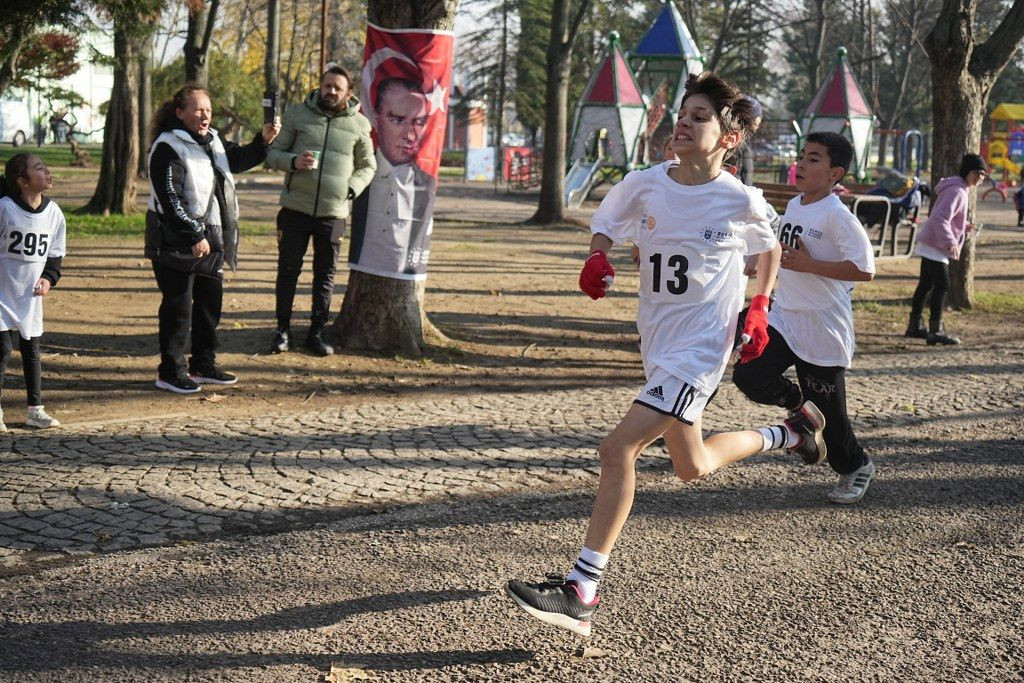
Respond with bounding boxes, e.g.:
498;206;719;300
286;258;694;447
0;331;42;406
732;326;868;475
910;256;949;323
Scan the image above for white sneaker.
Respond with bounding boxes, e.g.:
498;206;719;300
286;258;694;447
26;406;60;429
828;460;875;504
0;409;7;432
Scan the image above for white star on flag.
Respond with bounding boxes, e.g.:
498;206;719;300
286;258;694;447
426;80;448;114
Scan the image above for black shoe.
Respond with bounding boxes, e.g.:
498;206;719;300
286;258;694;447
505;575;598;637
269;327;293;354
926;321;960;346
188;365;238;385
785;401;827;465
155;374;201;394
304;325;334;357
904;314;928;339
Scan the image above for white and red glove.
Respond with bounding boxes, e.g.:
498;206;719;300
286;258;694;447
579;250;615;300
739;294;770;363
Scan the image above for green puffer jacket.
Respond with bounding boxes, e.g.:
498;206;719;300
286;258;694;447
265;91;376;219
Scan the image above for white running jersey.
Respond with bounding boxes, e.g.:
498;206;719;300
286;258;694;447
0;196;67;339
770;193;875;368
592;162;777;391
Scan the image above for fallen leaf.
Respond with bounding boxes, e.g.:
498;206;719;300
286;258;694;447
201;393;227;403
327;661;375;681
575;645;611;659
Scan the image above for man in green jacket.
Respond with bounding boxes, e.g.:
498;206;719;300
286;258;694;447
265;65;376;356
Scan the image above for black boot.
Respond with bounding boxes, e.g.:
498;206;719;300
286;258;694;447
269;326;293;354
904;313;928;339
304;323;334;356
926;320;960;346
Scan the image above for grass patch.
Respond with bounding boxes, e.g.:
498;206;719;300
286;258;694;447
972;291;1024;314
66;212;274;239
852;300;887;314
0;143;103;169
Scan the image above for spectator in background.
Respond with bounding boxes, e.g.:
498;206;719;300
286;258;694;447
734;96;763;186
264;65;376;356
145;83;279;393
904;152;986;346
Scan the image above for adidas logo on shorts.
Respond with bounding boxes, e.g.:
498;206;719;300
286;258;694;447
645;385;664;401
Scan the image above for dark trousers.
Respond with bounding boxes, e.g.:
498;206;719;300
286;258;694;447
0;331;42;406
152;261;222;379
732;326;868;475
274;208;344;328
910;256;949;324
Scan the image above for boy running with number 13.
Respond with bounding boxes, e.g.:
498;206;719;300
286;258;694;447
506;73;828;637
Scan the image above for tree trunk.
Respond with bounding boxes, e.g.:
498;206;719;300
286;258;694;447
925;0;1024;308
82;26;141;215
185;0;220;86
329;0;458;358
137;31;154;179
809;0;828;97
493;0;510;181
948;229;978;308
529;0;593;225
0;32;28;97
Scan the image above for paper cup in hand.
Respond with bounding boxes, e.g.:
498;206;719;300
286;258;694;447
603;274;614;290
309;150;321;170
734;333;751;351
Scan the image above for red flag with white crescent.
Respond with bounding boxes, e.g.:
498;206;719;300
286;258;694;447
348;22;455;282
361;22;454;178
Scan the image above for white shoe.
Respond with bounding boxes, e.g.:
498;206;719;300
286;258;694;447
828;460;875;504
0;409;7;432
26;406;60;429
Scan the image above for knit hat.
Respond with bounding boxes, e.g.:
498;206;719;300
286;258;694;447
959;153;987;178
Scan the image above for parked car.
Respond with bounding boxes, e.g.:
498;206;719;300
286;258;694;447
0;99;31;147
750;138;795;166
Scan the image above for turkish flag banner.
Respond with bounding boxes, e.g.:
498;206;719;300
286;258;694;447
347;22;454;282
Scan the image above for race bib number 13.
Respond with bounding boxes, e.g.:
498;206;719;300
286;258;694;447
649;252;689;294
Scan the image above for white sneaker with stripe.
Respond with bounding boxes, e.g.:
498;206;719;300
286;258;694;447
828;460;876;504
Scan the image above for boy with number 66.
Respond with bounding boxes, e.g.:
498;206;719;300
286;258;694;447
733;132;876;505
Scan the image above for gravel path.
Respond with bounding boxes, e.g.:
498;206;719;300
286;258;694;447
1;343;1022;680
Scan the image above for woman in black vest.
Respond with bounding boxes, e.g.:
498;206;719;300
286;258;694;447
146;83;279;394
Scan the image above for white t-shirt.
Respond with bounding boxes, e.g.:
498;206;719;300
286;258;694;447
914;240;949;264
0;196;67;339
592;162;777;392
769;193;875;368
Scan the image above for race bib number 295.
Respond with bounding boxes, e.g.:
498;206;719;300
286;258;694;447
6;230;50;259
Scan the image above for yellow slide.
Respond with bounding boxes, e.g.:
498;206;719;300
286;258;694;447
994;156;1022;176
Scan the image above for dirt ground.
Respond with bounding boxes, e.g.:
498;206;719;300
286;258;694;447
10;169;1024;429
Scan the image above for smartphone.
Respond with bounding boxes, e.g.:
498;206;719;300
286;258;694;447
262;91;278;125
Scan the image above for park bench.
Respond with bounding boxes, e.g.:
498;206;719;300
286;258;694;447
754;181;918;260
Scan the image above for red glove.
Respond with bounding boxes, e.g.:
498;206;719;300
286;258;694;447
579;250;614;300
739;294;770;363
